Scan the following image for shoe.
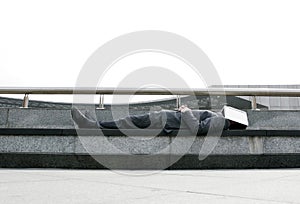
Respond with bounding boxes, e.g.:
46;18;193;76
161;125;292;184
84;111;103;126
71;107;99;129
84;111;96;121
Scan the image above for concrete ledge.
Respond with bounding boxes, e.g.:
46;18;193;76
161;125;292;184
0;128;300;169
1;129;300;155
1;108;300;130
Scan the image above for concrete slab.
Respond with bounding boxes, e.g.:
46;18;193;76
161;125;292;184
0;169;300;204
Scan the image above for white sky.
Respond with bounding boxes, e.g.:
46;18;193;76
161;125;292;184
0;0;300;103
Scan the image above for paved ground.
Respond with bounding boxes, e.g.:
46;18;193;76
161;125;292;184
1;169;300;204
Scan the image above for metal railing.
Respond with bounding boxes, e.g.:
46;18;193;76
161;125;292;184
1;87;300;109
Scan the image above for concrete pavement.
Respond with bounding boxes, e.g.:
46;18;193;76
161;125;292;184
1;169;300;204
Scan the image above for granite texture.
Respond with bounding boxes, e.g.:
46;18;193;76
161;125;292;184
264;137;300;154
75;136;126;154
7;109;75;129
170;136;251;155
0;136;75;153
1;133;300;156
107;136;170;155
0;108;8;128
75;136;170;155
247;110;300;130
1;132;300;169
5;108;151;129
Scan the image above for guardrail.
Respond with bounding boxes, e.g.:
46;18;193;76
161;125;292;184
1;87;300;109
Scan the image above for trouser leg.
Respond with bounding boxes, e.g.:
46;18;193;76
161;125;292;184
99;111;165;129
99;113;151;129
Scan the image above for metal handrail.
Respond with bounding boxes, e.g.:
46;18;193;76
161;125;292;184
1;87;300;96
1;87;300;109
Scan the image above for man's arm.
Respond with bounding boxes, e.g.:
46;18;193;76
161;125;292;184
179;105;229;135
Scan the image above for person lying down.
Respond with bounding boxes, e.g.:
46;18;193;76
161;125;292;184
71;105;248;135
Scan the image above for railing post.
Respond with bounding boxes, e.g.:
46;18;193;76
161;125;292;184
97;94;105;110
175;95;181;110
21;94;29;108
251;96;257;110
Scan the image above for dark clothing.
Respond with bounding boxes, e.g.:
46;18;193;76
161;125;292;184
99;109;230;135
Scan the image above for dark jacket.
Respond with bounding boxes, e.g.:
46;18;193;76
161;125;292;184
162;110;229;135
100;109;230;135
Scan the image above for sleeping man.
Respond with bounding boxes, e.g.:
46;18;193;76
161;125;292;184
71;105;248;135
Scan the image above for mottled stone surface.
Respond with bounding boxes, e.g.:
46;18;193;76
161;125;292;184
212;137;251;154
75;136;126;154
5;108;152;129
1;133;300;169
264;137;300;154
2;133;300;156
247;110;300;130
7;109;75;129
169;136;197;155
108;136;170;155
170;136;251;155
75;135;170;155
0;136;75;153
0;108;8;128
